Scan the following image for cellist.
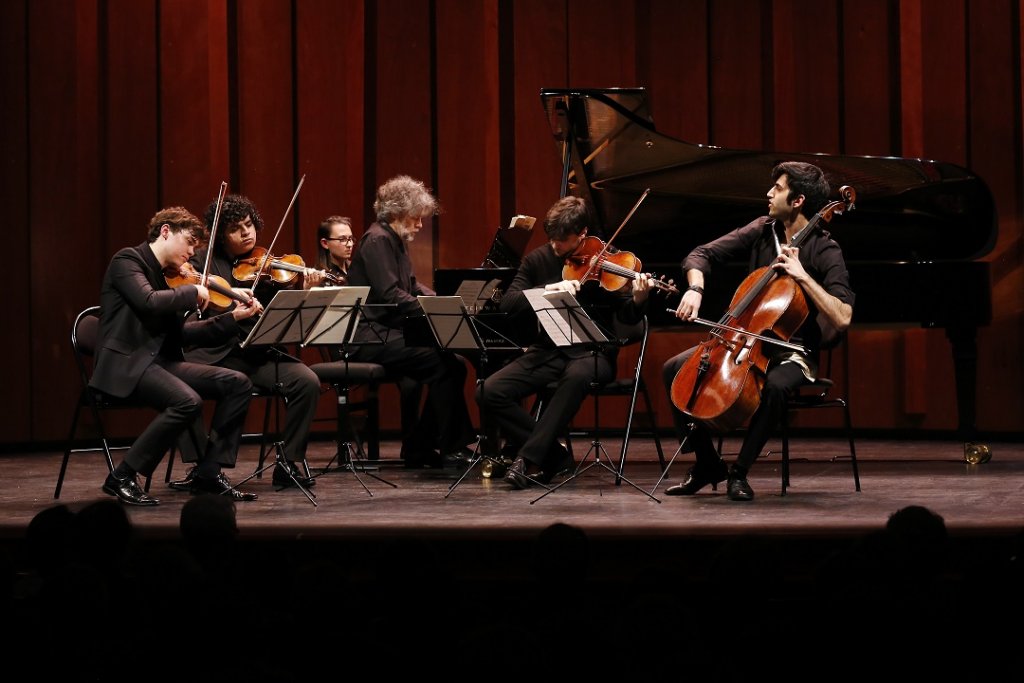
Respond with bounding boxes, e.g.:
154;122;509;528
661;161;855;501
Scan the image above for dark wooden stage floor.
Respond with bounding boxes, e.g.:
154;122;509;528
3;435;1023;679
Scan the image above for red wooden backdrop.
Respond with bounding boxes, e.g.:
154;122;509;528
2;0;1021;448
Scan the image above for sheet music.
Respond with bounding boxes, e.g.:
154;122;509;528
453;278;503;314
239;289;312;348
302;286;371;346
416;296;484;350
523;288;609;347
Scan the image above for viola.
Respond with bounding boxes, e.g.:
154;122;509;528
232;246;345;287
562;235;679;294
164;262;254;313
669;186;856;433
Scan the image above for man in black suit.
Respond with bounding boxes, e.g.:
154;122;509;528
93;206;262;505
167;193;324;491
476;195;654;488
346;175;476;467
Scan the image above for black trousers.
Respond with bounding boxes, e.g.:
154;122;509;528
477;347;615;468
216;351;322;465
350;332;475;455
661;345;807;472
125;358;252;477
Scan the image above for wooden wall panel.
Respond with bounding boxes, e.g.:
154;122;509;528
235;0;298;253
920;1;968;164
771;0;840;154
105;0;159;256
373;0;435;287
159;0;229;211
567;0;637;88
511;0;567;252
842;0;898;155
1;0;31;442
435;0;502;269
296;1;367;260
968;0;1024;430
29;1;103;441
640;0;710;143
708;0;766;148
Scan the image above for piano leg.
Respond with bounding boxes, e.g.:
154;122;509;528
946;325;991;462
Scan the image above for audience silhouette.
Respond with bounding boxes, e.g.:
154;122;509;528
4;501;1021;679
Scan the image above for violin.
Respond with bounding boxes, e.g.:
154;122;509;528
232;246;345;287
669;186;856;433
562;235;679;294
164;262;254;313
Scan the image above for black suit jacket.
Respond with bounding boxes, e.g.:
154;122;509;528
91;242;240;398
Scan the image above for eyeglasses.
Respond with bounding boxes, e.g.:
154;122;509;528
325;236;355;243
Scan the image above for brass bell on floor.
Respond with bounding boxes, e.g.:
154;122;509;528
964;442;992;464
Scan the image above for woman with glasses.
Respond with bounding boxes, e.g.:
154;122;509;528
316;215;355;284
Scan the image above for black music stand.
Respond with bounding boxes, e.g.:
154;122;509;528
414;295;532;498
301;286;396;495
525;290;659;504
231;288;324;506
647;422;697;497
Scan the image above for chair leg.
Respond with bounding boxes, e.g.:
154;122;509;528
640;382;666;471
256;396;274;477
780;410;790;496
366;385;380;461
55;402;83;499
843;401;861;491
164;445;176;482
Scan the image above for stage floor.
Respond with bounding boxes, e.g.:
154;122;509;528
6;435;1022;540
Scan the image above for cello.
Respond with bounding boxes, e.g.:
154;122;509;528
669;185;856;434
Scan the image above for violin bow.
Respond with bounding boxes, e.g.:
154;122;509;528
251;174;306;284
579;187;651;282
201;181;229;287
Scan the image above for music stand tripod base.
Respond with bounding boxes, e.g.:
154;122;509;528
234;440;318;507
316;438;396;497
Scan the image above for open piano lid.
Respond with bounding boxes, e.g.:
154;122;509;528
541;87;997;266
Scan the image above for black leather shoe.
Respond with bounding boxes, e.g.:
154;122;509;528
191;473;258;501
538;443;575;484
504;456;532;490
727;473;754;501
167;466;196;492
272;461;316;488
443;447;475;465
103;473;159;506
664;460;729;496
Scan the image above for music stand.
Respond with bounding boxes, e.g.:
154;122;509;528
415;295;533;498
648;422;696;497
301;286;396;495
525;289;659;504
232;288;321;506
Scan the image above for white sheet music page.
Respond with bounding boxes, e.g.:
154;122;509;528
524;288;573;346
454;280;487;313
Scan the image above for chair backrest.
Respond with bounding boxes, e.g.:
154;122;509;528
71;306;102;388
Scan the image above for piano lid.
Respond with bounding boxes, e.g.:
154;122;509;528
541;88;997;266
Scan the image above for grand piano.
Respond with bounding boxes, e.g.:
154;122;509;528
538;87;996;443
